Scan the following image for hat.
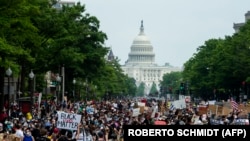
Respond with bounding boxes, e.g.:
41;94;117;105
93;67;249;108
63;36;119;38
53;128;59;134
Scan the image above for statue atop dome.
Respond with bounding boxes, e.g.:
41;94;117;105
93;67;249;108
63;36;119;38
140;20;144;35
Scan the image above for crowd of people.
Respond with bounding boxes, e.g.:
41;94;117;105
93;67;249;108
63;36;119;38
0;97;249;141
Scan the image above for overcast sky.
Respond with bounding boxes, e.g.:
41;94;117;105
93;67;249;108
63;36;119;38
77;0;250;68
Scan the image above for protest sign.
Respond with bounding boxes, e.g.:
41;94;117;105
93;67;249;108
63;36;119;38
86;106;94;114
132;108;140;117
137;102;145;107
210;119;221;125
234;119;249;125
171;99;186;109
57;111;81;130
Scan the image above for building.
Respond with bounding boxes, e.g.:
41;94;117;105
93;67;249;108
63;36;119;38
107;48;115;61
53;0;75;10
233;11;250;33
121;21;181;95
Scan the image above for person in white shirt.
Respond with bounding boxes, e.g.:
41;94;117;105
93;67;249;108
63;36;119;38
73;123;84;141
15;124;24;140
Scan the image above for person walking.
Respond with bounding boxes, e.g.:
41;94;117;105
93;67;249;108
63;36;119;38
23;128;35;141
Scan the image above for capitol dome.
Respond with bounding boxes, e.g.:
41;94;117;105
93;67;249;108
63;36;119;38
125;20;155;66
132;28;151;45
121;21;182;96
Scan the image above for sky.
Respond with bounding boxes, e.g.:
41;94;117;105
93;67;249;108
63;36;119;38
76;0;250;68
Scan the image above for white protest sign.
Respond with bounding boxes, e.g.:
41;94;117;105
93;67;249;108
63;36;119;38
57;111;82;130
137;102;145;107
208;100;216;105
179;95;185;100
132;108;140;117
171;99;186;109
234;119;249;125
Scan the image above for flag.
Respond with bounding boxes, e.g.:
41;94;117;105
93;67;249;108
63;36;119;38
231;98;239;111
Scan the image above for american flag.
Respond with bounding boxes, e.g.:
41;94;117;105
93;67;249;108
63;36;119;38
231;98;239;111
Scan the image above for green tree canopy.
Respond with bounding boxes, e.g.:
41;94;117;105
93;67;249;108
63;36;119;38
136;82;145;97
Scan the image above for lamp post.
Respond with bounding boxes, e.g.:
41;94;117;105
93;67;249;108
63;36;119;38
94;85;97;99
6;67;12;117
44;74;49;108
73;78;76;103
29;70;35;112
56;74;61;104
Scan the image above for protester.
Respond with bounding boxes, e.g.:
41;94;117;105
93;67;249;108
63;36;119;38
0;96;249;141
36;128;50;141
23;127;35;141
15;124;24;139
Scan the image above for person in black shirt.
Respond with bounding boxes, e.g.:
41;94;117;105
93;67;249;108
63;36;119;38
41;106;46;119
36;128;50;141
31;123;40;140
57;129;68;141
11;109;19;119
66;131;77;141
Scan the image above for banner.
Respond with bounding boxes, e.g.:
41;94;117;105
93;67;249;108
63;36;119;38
57;111;81;130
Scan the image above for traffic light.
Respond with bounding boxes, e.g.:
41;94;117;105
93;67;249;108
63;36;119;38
180;82;184;90
180;82;186;95
51;81;57;86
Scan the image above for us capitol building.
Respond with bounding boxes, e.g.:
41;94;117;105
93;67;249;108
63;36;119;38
120;21;181;95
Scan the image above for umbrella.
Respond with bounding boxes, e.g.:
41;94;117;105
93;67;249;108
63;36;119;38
154;120;167;125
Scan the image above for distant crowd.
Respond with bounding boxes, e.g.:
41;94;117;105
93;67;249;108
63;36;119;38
0;97;249;141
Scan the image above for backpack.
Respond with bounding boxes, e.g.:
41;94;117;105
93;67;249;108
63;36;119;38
23;134;33;141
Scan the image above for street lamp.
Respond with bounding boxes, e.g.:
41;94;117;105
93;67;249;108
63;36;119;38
94;85;97;99
29;70;35;111
56;74;61;104
44;74;49;108
73;78;76;103
6;67;12;117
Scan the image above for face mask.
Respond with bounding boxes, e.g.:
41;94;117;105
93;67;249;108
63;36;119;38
26;131;31;136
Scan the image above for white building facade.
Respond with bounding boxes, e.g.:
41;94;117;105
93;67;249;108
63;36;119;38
233;11;250;33
121;21;181;95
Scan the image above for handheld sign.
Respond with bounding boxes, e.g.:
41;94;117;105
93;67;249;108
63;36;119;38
57;111;81;130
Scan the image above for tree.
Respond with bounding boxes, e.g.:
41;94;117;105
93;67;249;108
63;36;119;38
160;71;182;95
0;0;138;104
182;20;250;100
149;82;158;97
32;2;109;92
0;0;42;110
136;82;145;97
